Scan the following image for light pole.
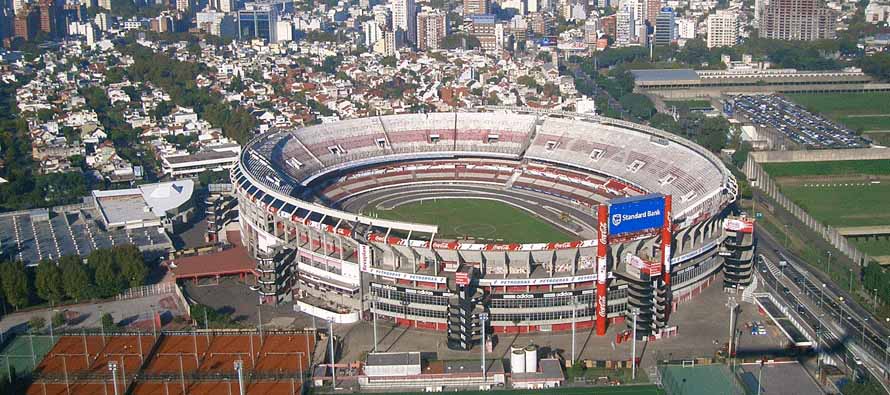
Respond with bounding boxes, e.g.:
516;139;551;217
571;297;577;364
234;359;245;395
849;268;854;293
727;297;738;367
371;293;378;352
874;289;878;312
108;360;119;395
480;312;489;382
329;319;336;389
756;360;764;395
821;284;826;308
630;308;639;381
827;251;832;279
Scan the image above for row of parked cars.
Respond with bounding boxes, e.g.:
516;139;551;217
730;94;869;149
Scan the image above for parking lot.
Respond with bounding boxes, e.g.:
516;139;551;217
730;94;869;149
0;208;173;266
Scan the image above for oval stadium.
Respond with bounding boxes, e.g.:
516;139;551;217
231;108;741;349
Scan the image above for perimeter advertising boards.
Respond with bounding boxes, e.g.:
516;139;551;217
608;194;666;236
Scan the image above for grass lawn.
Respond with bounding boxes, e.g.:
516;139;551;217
787;92;890;117
848;237;890;257
779;183;890;227
786;92;890;132
664;99;712;109
368;199;574;243
762;160;890;178
864;131;890;146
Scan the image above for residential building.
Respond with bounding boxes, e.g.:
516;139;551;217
176;0;192;12
392;0;416;45
615;5;634;46
865;1;890;24
416;10;447;50
646;0;660;23
469;14;497;51
759;0;838;41
363;19;384;47
464;0;490;16
677;17;695;40
14;7;38;40
707;9;738;48
98;0;110;10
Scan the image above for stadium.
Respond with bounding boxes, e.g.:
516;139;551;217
231;108;740;349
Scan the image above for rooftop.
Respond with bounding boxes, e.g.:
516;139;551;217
366;352;422;367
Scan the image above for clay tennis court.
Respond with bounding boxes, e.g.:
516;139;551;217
34;334;157;376
145;333;314;375
131;379;303;395
26;331;315;395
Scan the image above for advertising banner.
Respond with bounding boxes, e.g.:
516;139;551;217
724;218;754;233
608;194;665;236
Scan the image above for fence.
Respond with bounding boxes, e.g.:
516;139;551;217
744;153;868;266
116;282;178;301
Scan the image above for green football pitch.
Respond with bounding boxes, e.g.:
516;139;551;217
0;334;57;379
787;92;890;132
368;199;575;243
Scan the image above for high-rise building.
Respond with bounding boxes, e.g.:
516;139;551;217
653;6;673;46
615;5;633;46
13;0;26;15
363;19;383;47
176;0;192;12
237;6;278;42
416;10;446;50
37;0;60;36
392;0;416;45
706;9;737;48
94;12;110;30
374;29;403;56
97;0;110;10
469;14;497;51
13;7;39;40
463;0;490;16
676;17;695;39
599;13;616;37
215;0;234;13
759;0;837;40
645;0;660;23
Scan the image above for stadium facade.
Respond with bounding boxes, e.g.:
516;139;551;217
231;109;739;347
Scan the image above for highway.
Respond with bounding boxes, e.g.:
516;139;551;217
756;229;890;392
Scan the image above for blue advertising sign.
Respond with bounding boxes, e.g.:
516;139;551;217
608;194;665;235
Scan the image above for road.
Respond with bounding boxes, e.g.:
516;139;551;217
756;229;890;392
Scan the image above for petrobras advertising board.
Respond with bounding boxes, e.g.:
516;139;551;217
608;194;665;236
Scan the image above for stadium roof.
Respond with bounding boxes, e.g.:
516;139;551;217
92;180;193;227
630;69;700;83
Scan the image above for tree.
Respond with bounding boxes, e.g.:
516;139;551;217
60;255;91;301
101;312;116;331
115;245;148;288
52;311;66;328
619;93;656;120
0;261;30;309
380;56;397;68
29;316;46;332
90;249;125;298
35;259;64;305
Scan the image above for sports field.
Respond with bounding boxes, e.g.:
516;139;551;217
787;92;890;132
369;199;574;243
0;334;57;379
763;159;890;256
761;159;890;178
777;183;890;227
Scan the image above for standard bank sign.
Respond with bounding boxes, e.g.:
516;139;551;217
608;194;665;235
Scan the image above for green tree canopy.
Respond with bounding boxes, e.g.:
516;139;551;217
35;260;64;304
